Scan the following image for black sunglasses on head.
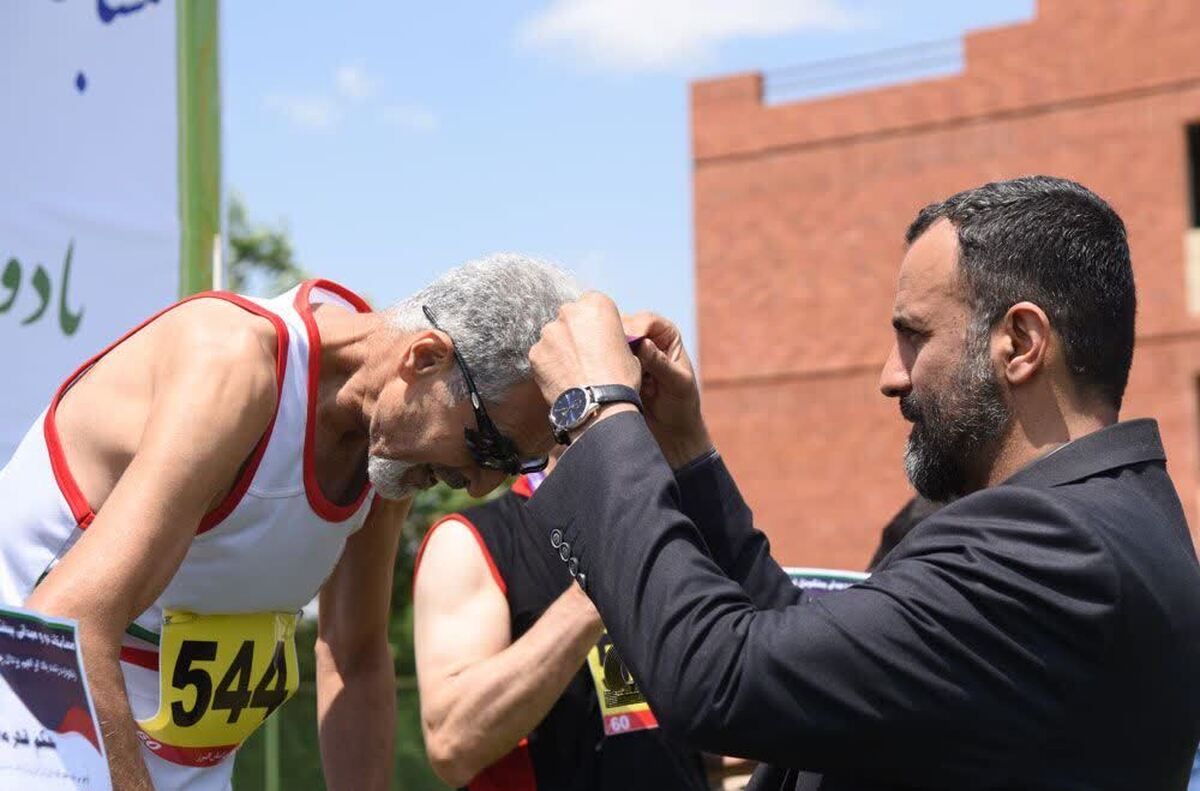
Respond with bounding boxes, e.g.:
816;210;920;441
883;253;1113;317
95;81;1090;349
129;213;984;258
422;305;549;476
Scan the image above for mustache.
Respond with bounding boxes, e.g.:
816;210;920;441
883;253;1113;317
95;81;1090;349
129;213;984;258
899;394;923;423
432;465;470;490
367;454;472;497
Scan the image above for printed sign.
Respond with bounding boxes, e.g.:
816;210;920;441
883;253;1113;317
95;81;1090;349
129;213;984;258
785;567;869;597
0;605;110;790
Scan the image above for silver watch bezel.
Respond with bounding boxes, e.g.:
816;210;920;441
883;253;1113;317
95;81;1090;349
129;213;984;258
548;385;600;436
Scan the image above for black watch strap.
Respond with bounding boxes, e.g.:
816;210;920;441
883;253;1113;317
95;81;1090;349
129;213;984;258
589;384;643;412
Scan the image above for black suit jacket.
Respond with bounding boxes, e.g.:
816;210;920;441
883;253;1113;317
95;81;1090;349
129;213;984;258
528;413;1200;790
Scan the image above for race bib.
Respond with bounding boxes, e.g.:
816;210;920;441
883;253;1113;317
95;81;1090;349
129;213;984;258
585;632;658;737
135;610;299;767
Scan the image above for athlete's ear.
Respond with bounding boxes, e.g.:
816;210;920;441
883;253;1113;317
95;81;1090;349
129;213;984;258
399;330;454;381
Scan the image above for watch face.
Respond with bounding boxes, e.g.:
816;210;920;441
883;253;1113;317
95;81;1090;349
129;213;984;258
551;387;589;429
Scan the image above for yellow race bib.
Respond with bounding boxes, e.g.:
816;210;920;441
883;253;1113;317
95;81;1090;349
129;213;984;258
585;632;659;736
135;610;299;767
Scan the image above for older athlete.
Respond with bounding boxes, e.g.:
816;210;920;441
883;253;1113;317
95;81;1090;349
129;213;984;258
0;254;578;791
413;451;708;791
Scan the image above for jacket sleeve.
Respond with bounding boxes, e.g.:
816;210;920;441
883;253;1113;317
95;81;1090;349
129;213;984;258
674;450;801;609
528;412;1120;781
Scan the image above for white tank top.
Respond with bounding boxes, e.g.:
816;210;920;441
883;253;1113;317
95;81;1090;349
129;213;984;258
0;279;376;789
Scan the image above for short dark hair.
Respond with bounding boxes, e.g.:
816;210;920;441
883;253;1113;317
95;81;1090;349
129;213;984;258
906;175;1136;410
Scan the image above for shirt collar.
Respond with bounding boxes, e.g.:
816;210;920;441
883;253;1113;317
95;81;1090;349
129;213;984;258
1001;418;1166;489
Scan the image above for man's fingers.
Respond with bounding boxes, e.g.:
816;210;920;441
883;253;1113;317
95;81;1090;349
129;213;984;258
623;312;680;353
636;340;687;389
578;290;619;315
621;311;654;337
635;339;663;368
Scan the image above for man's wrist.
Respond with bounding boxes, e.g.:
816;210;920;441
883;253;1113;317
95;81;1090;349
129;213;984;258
671;446;719;477
661;427;715;470
567;402;637;443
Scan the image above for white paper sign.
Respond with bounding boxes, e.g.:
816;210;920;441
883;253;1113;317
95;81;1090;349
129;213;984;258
0;606;110;790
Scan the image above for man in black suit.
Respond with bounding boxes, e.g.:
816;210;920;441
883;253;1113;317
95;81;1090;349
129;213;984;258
524;176;1200;790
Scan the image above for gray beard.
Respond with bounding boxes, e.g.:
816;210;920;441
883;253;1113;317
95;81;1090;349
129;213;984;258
368;455;421;501
901;335;1010;502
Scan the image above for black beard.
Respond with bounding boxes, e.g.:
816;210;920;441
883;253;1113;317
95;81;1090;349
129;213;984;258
901;340;1010;501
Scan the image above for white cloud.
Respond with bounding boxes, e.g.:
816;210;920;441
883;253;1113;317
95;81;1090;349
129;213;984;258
335;61;377;102
266;61;436;135
518;0;862;72
264;93;342;132
382;104;439;133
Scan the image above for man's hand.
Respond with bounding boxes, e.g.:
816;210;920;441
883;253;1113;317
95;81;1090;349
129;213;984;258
623;312;714;468
530;291;641;406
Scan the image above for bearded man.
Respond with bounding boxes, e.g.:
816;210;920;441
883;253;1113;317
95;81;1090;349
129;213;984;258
524;176;1200;790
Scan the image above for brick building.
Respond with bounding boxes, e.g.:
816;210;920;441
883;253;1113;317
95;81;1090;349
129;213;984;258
691;0;1200;569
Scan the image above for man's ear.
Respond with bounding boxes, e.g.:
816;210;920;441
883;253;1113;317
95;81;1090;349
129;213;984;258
998;301;1051;386
399;330;455;382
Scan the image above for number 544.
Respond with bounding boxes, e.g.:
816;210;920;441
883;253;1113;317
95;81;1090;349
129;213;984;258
170;639;290;727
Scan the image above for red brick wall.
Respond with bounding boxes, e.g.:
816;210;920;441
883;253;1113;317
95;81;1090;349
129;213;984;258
692;0;1200;568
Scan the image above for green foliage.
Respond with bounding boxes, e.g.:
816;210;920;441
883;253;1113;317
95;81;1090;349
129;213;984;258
226;193;308;296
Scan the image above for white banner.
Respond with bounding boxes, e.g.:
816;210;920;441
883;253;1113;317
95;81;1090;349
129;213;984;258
0;0;182;464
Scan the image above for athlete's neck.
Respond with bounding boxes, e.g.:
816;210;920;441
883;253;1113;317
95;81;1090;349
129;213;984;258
311;305;382;442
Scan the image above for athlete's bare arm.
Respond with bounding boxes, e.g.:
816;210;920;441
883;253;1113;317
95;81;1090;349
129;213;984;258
414;519;604;788
25;312;278;791
315;495;409;791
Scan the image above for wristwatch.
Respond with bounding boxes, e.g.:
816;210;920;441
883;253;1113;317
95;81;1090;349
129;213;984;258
549;385;642;445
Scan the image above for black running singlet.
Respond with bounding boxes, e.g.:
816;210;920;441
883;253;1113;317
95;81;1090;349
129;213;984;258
437;477;709;791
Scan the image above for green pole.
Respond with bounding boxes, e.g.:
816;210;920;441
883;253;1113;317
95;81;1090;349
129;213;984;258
264;714;281;791
176;0;221;296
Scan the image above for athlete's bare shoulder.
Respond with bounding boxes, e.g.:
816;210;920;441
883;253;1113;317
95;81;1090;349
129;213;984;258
143;299;281;441
61;296;280;429
153;298;280;381
54;296;283;512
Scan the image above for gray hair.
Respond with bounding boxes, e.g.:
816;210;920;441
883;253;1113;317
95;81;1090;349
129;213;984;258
386;253;582;404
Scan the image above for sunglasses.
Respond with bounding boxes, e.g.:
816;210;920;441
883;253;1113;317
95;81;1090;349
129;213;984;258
422;305;549;476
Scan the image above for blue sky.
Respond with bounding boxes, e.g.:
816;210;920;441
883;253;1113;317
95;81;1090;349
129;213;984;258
222;0;1035;349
